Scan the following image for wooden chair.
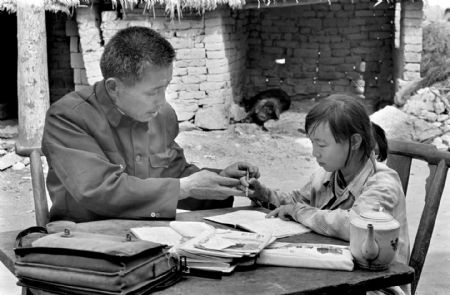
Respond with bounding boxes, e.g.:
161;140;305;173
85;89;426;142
386;139;450;294
29;149;49;227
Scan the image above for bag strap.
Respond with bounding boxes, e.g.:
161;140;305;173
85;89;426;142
15;226;48;248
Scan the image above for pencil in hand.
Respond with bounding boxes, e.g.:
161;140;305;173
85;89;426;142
245;169;249;198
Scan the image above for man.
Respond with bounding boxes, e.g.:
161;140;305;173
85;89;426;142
42;26;258;223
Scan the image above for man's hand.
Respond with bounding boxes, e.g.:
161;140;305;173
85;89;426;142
220;162;260;179
240;178;270;204
179;170;244;200
266;204;296;221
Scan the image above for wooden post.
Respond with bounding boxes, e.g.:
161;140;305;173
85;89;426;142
15;0;50;156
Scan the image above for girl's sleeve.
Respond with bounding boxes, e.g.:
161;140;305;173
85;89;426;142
262;176;313;207
290;168;404;242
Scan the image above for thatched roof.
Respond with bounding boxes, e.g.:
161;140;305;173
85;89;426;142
0;0;401;16
0;0;80;13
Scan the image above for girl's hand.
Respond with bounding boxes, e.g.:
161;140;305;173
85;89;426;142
266;204;295;221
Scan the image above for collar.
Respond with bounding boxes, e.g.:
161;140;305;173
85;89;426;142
94;80;125;127
322;156;377;197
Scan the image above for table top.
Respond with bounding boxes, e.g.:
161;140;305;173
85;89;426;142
0;206;414;295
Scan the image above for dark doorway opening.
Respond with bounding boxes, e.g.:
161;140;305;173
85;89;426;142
0;11;18;120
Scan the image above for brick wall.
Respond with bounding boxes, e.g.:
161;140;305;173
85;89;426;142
46;12;74;103
71;6;248;129
67;0;423;127
246;0;397;108
398;0;423;81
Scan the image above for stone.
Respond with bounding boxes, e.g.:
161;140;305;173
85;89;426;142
419;110;438;122
370;106;414;141
0;125;18;139
179;121;199;132
413;118;444;142
170;100;198;122
11;162;26;171
195;105;229;130
229;103;247;121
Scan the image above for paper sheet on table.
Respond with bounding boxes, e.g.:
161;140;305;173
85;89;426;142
130;227;182;246
130;221;213;246
204;210;311;238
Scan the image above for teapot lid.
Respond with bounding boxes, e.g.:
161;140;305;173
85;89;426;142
351;207;400;230
360;210;394;222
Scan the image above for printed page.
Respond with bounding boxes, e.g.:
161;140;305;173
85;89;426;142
130;226;183;246
204;210;311;238
257;242;354;271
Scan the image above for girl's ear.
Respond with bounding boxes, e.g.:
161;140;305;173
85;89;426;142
350;134;362;150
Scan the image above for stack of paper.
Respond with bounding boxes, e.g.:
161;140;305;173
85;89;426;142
131;221;274;274
256;242;354;271
204;210;311;238
172;228;275;273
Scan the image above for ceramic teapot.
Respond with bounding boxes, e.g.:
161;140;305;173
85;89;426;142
349;208;400;271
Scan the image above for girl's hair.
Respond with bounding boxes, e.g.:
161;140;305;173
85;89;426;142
371;122;388;162
305;94;388;162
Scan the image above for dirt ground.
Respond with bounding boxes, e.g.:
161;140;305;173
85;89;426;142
1;100;449;294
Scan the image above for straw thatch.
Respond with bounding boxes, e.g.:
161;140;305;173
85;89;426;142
0;0;80;13
0;0;408;17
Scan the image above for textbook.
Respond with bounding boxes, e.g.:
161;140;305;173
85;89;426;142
131;222;273;274
256;242;354;271
204;210;311;238
172;228;274;273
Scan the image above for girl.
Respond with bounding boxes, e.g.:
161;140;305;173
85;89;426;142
247;94;409;295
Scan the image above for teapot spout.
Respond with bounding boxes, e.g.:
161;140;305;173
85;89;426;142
362;224;379;261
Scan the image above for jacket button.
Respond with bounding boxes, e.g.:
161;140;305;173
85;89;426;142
135;155;142;162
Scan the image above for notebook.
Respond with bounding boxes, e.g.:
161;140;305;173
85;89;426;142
204;210;311;238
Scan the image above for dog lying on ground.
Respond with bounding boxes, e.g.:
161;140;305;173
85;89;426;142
236;88;291;130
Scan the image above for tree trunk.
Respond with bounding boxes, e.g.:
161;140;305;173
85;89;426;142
16;0;50;156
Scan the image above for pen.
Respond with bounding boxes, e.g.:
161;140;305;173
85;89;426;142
245;169;249;198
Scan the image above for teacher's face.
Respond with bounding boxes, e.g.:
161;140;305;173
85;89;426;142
112;63;173;122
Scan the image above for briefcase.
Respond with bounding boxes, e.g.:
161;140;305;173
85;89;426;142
14;226;182;295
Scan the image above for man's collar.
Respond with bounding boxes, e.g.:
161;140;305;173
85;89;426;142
94;80;124;127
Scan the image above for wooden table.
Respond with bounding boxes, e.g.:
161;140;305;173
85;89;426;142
0;206;414;295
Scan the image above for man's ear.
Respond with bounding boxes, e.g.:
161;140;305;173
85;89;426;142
105;77;120;103
350;134;362;150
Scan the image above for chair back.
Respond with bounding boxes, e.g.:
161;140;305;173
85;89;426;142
29;149;49;227
386;139;450;294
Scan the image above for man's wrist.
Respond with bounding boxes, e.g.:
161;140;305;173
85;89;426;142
179;177;191;200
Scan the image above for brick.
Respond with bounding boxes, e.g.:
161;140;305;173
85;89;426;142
178;91;206;99
173;67;188;76
404;63;421;72
404;44;422;53
188;67;207;75
176;48;205;59
65;20;78;37
69;36;79;53
403;71;421;81
199;81;227;91
70;53;84;68
181;75;207;84
207;73;231;82
169;38;195;49
404;52;421;63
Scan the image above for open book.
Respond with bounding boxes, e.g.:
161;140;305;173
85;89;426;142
204;210;311;238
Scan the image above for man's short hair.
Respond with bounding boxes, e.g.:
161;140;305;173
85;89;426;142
100;26;175;84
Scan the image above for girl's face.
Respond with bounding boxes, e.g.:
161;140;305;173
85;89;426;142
308;121;350;172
